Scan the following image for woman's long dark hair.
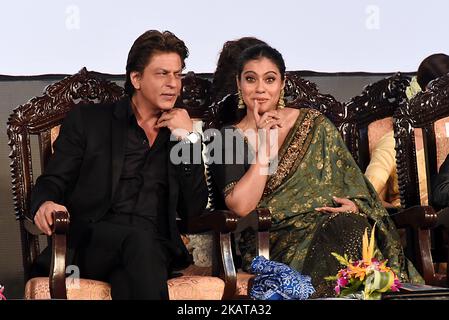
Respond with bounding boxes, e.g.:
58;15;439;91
212;37;267;102
211;38;266;129
214;44;286;128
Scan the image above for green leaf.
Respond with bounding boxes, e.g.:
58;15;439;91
338;279;364;298
331;252;350;266
365;270;394;293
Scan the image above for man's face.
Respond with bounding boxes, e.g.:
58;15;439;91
132;52;183;111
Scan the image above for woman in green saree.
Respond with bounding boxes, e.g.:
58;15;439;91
209;44;423;297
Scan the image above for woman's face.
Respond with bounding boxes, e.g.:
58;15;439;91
237;57;285;114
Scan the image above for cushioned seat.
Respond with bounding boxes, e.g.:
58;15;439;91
25;275;226;300
25;277;111;300
168;276;225;300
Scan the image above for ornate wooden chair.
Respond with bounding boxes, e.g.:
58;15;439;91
335;72;448;286
6;68;270;300
394;73;449;286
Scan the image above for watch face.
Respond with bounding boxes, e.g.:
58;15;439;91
187;132;199;143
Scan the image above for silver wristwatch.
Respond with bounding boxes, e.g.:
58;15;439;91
183;131;201;144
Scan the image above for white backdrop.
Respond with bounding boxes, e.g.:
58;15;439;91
1;0;448;75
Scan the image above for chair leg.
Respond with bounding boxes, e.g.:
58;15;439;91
257;231;269;259
415;228;437;285
219;233;236;300
49;233;67;299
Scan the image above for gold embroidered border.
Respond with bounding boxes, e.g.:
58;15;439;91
262;108;323;198
223;181;238;198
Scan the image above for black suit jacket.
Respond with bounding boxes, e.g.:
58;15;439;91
30;97;208;269
432;154;449;208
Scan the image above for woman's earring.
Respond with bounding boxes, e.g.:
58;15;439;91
277;89;285;109
238;89;246;109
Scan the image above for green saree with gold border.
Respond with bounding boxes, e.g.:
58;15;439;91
211;108;423;297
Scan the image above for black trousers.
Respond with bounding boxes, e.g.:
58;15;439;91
76;214;170;300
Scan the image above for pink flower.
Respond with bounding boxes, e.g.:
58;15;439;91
335;284;341;295
337;276;348;288
0;285;6;300
390;278;401;292
338;269;348;279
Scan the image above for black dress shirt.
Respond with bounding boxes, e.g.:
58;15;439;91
107;104;170;236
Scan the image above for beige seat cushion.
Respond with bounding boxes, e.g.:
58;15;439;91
25;277;111;300
168;276;225;300
25;275;226;300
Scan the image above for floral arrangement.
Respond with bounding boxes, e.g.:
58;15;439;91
0;285;6;300
325;225;401;300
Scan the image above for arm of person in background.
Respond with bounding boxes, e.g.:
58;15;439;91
364;130;397;208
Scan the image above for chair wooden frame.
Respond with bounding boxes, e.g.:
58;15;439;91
335;72;448;286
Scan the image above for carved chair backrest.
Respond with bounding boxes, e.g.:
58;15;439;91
7;68;124;280
339;72;411;171
394;73;449;208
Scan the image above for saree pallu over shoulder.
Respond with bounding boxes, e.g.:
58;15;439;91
263;108;323;199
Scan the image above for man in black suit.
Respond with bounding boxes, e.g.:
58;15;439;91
30;30;208;299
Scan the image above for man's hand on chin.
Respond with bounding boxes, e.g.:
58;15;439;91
155;108;194;140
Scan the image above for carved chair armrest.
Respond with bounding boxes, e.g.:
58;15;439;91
49;211;69;299
391;206;444;284
234;208;271;233
182;207;271;234
234;208;271;259
391;205;438;229
180;208;271;299
183;208;271;257
182;210;239;234
24;210;70;299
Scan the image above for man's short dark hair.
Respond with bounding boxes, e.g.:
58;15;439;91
124;30;189;97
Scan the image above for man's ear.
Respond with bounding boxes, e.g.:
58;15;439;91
130;71;141;91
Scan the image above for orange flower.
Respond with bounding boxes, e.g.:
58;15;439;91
362;223;377;264
347;262;367;281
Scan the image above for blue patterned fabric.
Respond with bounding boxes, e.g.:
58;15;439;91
249;256;315;300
